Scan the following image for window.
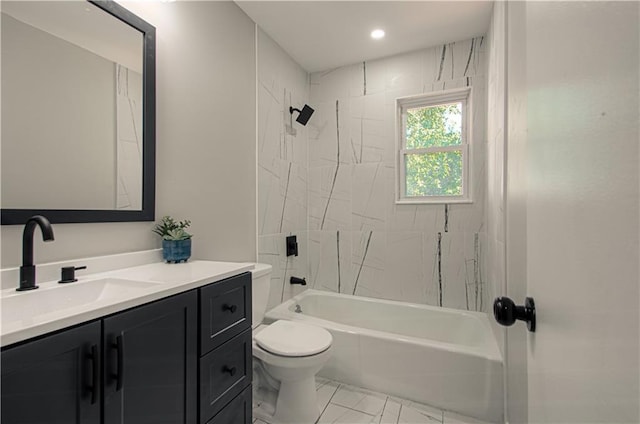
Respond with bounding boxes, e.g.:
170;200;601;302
396;88;471;204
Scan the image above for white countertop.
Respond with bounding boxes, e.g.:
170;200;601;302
1;260;253;347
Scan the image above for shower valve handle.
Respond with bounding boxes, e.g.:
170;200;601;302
493;296;536;332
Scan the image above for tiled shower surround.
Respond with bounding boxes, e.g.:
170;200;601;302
258;30;490;313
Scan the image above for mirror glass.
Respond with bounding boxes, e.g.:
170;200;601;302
1;1;152;219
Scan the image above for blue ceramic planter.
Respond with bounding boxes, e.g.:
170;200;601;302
162;239;192;263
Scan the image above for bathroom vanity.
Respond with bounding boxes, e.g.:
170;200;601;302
0;256;253;424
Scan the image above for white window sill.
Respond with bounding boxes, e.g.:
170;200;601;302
395;198;473;205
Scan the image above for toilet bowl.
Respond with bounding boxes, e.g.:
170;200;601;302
250;264;332;424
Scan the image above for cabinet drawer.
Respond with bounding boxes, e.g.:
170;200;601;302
200;272;251;355
199;329;251;423
205;386;251;424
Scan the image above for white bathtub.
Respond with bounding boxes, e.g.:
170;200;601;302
265;289;504;423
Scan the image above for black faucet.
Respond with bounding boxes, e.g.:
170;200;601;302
18;215;55;291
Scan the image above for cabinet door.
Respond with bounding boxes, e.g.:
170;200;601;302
103;291;197;424
1;321;101;424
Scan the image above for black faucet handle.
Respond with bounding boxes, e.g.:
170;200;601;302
59;266;87;284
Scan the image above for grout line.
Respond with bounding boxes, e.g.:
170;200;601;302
330;403;378;417
463;38;475;77
378;396;389;424
444;204;449;232
315;384;341;424
437;44;446;81
279;162;292;233
280;254;289;302
449;42;454;79
437;232;443;307
353;230;373;295
363;61;367;96
336;230;341;293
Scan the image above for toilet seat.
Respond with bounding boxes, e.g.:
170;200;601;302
255;320;332;357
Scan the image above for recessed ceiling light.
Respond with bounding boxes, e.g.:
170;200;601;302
371;29;385;40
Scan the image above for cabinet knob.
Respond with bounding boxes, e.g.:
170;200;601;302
222;365;237;376
222;304;237;313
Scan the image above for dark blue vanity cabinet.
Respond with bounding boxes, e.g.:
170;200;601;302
1;272;253;424
1;321;102;424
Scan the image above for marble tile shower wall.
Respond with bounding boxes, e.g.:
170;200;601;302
257;30;310;310
307;38;490;312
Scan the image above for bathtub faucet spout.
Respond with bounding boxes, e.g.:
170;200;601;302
290;276;307;285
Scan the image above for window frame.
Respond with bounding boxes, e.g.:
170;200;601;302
395;87;472;204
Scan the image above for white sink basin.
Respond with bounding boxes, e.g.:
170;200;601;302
1;278;159;326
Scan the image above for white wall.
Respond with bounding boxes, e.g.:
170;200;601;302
510;2;639;422
1;1;257;268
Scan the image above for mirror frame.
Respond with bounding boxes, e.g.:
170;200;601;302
1;0;156;225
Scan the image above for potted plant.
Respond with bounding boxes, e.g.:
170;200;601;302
153;216;193;263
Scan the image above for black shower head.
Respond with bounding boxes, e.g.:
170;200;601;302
289;104;315;126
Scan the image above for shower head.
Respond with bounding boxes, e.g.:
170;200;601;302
289;104;315;126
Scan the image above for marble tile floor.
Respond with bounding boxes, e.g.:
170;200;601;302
253;377;494;424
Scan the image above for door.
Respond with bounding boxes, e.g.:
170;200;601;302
1;321;101;424
502;1;640;423
103;291;198;424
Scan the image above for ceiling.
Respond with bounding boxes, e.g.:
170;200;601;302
235;1;494;73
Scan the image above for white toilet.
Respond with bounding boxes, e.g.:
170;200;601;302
251;263;332;424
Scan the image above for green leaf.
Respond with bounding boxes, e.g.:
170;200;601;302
153;216;193;238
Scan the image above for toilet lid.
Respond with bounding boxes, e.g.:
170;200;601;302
255;320;332;357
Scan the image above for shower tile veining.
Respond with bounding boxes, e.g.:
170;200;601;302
252;378;493;424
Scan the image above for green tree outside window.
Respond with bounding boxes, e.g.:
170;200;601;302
404;103;464;197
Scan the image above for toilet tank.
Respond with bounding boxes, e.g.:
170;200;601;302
251;263;272;329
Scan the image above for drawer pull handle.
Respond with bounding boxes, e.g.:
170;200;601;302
87;344;99;404
222;304;237;313
112;335;124;391
222;365;237;376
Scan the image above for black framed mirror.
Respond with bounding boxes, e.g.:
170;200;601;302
1;0;155;225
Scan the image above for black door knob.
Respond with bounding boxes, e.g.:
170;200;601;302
493;296;536;332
